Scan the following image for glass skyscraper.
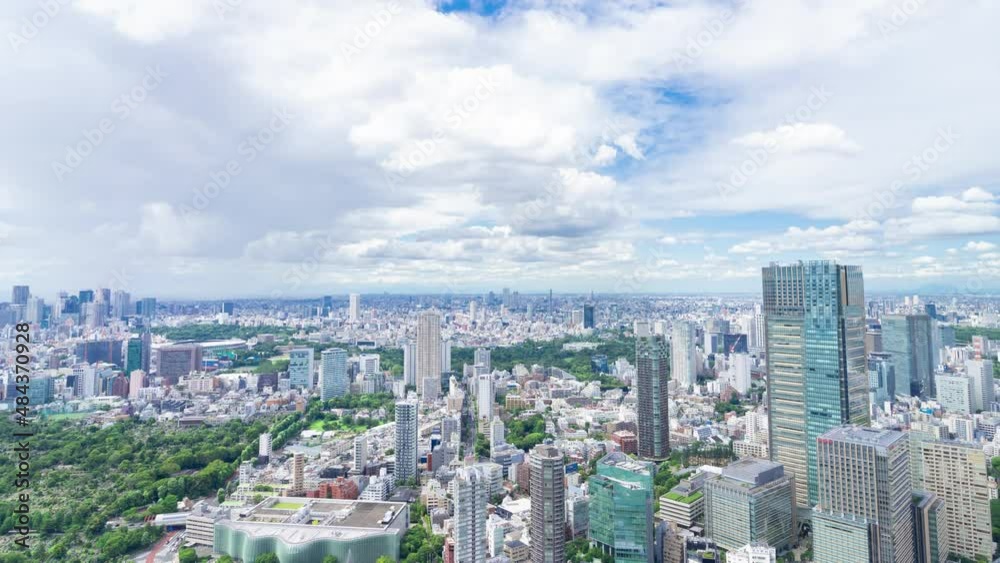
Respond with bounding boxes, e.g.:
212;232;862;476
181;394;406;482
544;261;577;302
881;314;935;397
588;453;655;563
762;261;868;509
320;348;348;400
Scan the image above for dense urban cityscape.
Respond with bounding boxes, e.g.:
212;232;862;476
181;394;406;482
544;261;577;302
0;271;998;563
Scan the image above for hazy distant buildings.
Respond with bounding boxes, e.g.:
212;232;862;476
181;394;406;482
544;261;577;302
11;285;29;306
349;293;360;323
635;329;670;460
762;261;868;508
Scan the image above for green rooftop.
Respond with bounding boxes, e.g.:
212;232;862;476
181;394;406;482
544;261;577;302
663;490;703;504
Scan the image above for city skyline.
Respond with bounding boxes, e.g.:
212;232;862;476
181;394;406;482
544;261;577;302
2;2;999;297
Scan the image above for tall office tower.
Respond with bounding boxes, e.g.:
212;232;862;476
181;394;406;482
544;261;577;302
636;332;670;460
971;335;990;358
761;261;868;509
916;440;992;560
582;304;595;329
865;329;884;356
502;287;511;309
469;300;478;322
111;290;131;320
703;459;796;554
489;418;505;451
221;301;235;315
966;358;995;412
287;348;315;389
868;353;895;404
416;311;442;400
83;301;106;328
137;297;157;320
125;331;152;375
78;289;95;303
157;344;203;385
258;432;272;463
671;321;698;389
728;353;752;394
935;373;973;414
529;442;566;563
320;348;348;400
11;285;29;306
571;310;584;327
394;401;419;484
748;310;766;350
128;370;146;399
588;453;655;563
441;339;452;372
289;453;305;495
477;373;494;422
353;435;367;472
911;491;948;563
349;293;360;322
321;295;333;316
813;427;912;563
402;341;417;387
882;313;935;397
24;297;44;325
474;348;491;373
454;465;489;563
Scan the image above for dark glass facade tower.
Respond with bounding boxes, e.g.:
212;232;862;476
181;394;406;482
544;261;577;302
762;261;868;509
636;333;670;460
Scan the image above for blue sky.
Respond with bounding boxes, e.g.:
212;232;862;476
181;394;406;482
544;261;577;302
1;0;998;298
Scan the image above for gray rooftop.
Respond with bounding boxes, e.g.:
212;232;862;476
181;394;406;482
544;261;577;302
719;459;785;487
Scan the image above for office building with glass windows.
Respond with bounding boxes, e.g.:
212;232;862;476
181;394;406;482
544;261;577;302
588;453;655;563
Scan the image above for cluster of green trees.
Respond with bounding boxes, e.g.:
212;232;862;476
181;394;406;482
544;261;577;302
652;461;684;513
0;413;276;561
474;432;490;459
400;524;444;563
450;336;635;387
505;414;550;452
567;537;613;563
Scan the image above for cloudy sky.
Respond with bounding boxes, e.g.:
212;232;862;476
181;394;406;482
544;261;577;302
2;0;998;299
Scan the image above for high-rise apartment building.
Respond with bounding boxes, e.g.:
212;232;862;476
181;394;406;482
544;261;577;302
813;427;912;563
635;332;670;460
915;439;992;560
966;358;995;412
353;435;367;472
474;348;491;372
288;348;315;389
477;373;494;423
762;261;868;508
394;400;418;484
454;465;489;563
704;459;796;554
349;293;360;322
258;432;272;463
588;453;655;563
529;442;565;563
402;341;417;387
320;348;348;400
416;311;442;401
671;321;697;389
935;373;973;414
289;453;305;496
882;314;935;397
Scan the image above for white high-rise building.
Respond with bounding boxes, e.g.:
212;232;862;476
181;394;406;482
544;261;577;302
454;465;489;563
416;311;442;401
967;358;995;412
239;460;253;485
936;374;973;415
287;348;315;389
320;348;348;400
748;312;766;351
360;353;381;376
490;418;505;451
469;301;478;322
474;348;491;373
917;440;992;560
672;321;698;389
349;293;360;323
128;370;146;399
259;432;272;462
729;353;752;394
402;341;417;387
394;401;419;484
477;373;494;422
441;339;452;374
353;435;367;472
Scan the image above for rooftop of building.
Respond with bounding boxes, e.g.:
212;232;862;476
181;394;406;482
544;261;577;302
219;497;408;543
599;452;653;475
818;426;905;449
717;458;785;487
